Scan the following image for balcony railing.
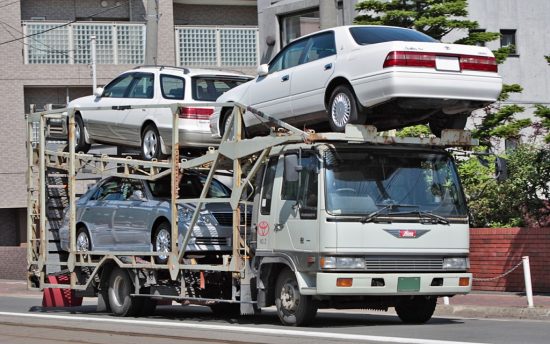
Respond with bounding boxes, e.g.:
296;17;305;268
23;21;145;64
175;26;259;68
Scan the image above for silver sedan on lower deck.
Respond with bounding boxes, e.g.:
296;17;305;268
59;172;247;263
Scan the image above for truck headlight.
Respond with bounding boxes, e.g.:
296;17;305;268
321;256;365;269
443;257;469;270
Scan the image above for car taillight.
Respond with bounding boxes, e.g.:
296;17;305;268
383;51;436;68
383;51;498;72
178;107;214;120
459;55;498;72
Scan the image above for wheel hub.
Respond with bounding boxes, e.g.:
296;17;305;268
155;229;170;261
112;275;126;307
143;130;158;159
75;122;81;144
76;232;89;252
280;282;299;313
331;93;351;128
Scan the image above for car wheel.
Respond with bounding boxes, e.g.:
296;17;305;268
429;112;468;137
275;268;317;326
395;296;437;324
221;109;249;139
74;114;91;153
328;85;364;132
76;227;92;252
108;267;143;317
153;222;171;264
141;124;164;161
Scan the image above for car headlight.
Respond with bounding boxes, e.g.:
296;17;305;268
320;256;365;269
443;257;469;270
178;207;214;226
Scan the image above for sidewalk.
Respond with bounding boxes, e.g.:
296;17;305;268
1;279;549;320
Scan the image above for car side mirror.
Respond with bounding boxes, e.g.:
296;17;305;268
130;190;146;201
284;154;302;183
257;64;269;77
94;87;104;97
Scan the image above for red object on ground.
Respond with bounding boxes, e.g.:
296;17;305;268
42;274;83;307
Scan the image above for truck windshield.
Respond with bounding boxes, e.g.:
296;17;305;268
324;149;467;218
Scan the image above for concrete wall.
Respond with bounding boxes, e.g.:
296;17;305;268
470;227;550;293
21;0;146;21
0;247;26;280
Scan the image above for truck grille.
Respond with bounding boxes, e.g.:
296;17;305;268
365;257;443;271
194;237;228;246
212;212;252;226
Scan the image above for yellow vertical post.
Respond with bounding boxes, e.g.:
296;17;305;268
232;106;243;264
171;105;180;261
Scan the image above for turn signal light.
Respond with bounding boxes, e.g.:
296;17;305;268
336;278;353;287
459;277;470;286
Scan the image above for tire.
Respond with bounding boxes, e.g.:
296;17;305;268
274;268;317;326
74;115;91;153
75;227;92;252
328;85;365;132
221;109;249;139
153;222;171;264
141;124;164;161
429;112;468;137
108;267;143;317
395;296;437;324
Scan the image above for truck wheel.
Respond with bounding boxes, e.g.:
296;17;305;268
108;267;143;317
275;268;317;326
153;222;171;264
328;85;365;132
141;124;164;161
74;114;91;153
395;296;437;324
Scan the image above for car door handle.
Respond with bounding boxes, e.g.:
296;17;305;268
281;75;289;82
324;63;333;70
274;223;284;231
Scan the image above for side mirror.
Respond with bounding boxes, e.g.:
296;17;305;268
257;64;269;77
130;190;146;201
94;87;104;97
495;157;508;182
284;154;302;183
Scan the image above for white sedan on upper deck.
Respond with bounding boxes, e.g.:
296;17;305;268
211;25;502;137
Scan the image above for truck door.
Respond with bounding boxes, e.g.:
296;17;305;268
274;153;319;253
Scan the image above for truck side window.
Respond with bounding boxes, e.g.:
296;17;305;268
260;157;278;215
281;154;318;219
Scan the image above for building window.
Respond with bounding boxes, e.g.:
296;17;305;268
500;29;517;55
280;9;320;47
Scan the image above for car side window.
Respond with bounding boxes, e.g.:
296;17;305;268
102;74;134;98
120;179;146;200
260;157;279;215
91;179;123;201
161;74;185;100
281;154;318;219
268;38;308;73
303;32;336;63
127;73;154;99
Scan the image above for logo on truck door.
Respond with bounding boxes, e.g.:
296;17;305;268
258;221;270;236
384;229;430;238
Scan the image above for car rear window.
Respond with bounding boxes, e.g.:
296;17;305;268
191;77;250;101
349;26;437;45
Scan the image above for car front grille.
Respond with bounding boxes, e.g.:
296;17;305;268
194;237;228;246
365;257;444;271
212;212;252;226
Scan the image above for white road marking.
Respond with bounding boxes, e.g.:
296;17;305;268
0;311;490;344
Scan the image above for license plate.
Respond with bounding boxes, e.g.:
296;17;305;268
397;277;420;292
436;56;460;71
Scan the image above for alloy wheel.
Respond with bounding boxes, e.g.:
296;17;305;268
155;228;170;261
331;92;351;128
143;129;158;160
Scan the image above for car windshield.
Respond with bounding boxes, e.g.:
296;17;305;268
349;26;437;45
148;174;231;199
191;77;250;101
324;149;467;218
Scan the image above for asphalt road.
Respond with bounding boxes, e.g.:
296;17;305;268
0;294;549;344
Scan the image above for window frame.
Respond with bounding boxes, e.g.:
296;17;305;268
500;29;518;56
160;74;186;100
125;72;155;99
260;157;279;215
302;31;336;64
268;36;309;74
101;73;135;98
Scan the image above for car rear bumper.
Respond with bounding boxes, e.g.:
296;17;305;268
313;272;472;295
352;70;502;108
159;127;221;149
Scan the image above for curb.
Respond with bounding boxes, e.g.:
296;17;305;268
435;304;550;321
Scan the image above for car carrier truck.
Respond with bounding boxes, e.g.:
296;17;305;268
27;103;474;326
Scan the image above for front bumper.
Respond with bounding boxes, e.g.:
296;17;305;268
315;272;472;295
